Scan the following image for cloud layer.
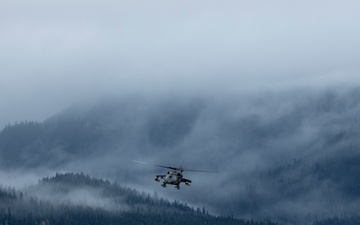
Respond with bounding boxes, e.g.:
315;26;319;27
1;0;360;128
1;87;360;223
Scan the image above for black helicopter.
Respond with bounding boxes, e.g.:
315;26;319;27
133;160;217;190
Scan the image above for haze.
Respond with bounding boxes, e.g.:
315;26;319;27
2;2;360;223
1;0;360;128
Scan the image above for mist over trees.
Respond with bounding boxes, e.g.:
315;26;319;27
0;173;279;225
1;88;360;224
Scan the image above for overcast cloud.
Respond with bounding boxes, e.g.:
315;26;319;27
1;0;360;128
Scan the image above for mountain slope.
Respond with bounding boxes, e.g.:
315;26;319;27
1;89;360;223
0;173;278;225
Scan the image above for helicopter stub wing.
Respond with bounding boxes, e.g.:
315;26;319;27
181;178;192;183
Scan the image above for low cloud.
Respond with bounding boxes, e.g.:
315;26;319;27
1;1;360;128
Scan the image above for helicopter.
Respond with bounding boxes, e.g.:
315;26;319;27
133;160;218;190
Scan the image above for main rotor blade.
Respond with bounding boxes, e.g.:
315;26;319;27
132;160;218;173
132;160;178;170
183;169;219;173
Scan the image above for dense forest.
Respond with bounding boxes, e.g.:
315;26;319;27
1;89;360;224
0;173;359;225
0;173;279;225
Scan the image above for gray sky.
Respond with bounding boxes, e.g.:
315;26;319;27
1;0;360;128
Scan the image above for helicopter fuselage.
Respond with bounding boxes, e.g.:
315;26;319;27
155;170;191;189
132;160;217;190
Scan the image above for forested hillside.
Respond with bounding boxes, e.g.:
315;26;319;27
1;89;360;224
0;173;278;225
1;173;359;225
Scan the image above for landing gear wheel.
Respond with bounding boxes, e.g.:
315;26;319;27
175;185;180;190
161;183;167;188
